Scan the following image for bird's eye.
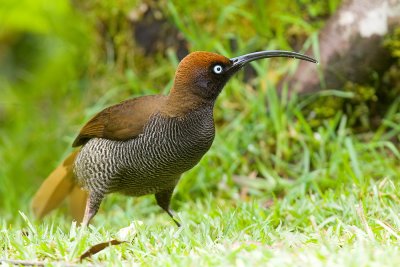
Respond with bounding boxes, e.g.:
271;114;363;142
213;64;223;74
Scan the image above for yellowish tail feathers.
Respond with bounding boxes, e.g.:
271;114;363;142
31;151;88;222
68;185;88;222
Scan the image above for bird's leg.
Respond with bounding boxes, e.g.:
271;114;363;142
155;188;180;227
81;192;104;227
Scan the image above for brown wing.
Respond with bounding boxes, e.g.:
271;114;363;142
72;95;166;147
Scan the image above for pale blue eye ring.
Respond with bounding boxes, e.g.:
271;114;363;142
213;65;223;74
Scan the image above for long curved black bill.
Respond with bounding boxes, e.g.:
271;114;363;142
229;50;317;72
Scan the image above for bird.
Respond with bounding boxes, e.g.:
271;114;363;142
31;50;317;226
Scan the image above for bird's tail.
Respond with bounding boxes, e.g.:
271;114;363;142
31;151;88;222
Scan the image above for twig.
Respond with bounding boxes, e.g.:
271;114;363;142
0;259;90;267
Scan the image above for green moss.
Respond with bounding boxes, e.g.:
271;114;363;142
303;26;400;131
385;27;400;59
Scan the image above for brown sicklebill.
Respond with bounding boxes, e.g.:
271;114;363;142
31;50;317;227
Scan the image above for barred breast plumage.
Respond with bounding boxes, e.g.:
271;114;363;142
73;105;215;199
31;50;316;226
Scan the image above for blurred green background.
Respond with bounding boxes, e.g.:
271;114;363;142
3;0;398;226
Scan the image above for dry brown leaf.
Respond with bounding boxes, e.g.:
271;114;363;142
79;240;126;261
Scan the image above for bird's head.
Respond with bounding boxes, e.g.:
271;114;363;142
171;50;317;102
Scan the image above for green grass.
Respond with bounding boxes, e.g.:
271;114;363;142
2;0;400;266
2;82;400;266
2;176;400;265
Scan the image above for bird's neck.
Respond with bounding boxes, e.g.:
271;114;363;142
161;87;214;117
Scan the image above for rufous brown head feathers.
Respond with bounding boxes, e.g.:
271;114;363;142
172;51;234;102
165;50;317;116
170;50;317;102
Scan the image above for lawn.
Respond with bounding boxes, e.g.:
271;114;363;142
1;0;400;266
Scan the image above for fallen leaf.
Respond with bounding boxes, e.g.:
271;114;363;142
79;240;125;261
116;221;143;241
